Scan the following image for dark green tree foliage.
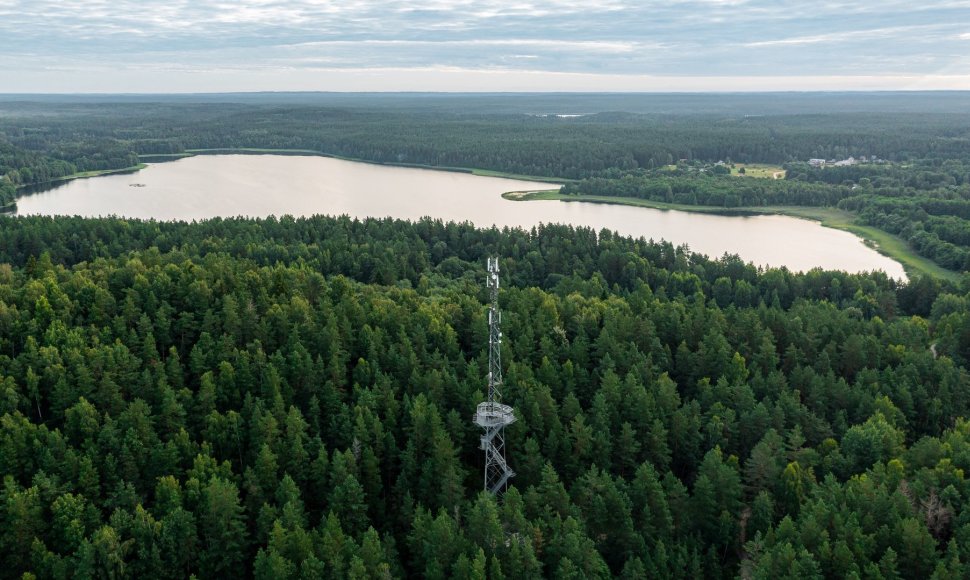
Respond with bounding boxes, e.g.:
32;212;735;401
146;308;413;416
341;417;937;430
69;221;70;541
560;158;970;274
3;98;970;186
1;214;970;577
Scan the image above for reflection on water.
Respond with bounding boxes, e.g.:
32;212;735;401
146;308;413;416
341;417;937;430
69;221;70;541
15;154;906;277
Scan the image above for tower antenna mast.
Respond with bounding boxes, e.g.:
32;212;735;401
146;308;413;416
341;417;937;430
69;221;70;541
473;257;516;494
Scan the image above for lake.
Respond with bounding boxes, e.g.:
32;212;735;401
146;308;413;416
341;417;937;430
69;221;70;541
15;154;906;277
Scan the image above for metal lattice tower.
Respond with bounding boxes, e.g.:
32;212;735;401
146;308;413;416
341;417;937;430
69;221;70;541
472;257;516;494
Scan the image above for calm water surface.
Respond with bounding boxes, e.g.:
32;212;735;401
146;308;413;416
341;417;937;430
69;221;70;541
16;155;906;277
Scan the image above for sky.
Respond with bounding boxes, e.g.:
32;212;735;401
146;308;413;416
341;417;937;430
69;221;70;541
1;0;968;92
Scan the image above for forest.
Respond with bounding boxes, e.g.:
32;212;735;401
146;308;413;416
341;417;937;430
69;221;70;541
1;213;970;578
2;97;970;185
560;159;970;273
2;94;970;577
3;95;970;277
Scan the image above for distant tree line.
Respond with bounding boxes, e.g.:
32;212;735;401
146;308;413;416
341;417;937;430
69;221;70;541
0;135;138;189
0;178;15;208
559;159;970;273
3;103;970;184
561;172;850;207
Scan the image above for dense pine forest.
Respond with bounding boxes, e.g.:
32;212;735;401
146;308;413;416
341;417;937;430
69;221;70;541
2;93;970;578
1;214;969;578
3;100;970;185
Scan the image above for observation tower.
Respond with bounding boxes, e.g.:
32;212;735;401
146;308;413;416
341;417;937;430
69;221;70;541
472;257;516;494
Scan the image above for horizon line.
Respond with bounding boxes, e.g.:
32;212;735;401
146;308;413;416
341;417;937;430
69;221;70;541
4;89;970;96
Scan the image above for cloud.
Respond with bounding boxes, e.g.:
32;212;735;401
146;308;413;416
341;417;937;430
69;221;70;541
743;25;953;47
288;39;653;54
8;65;970;93
0;0;968;91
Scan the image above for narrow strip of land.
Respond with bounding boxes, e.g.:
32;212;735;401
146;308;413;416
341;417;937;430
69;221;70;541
15;164;148;191
506;190;962;282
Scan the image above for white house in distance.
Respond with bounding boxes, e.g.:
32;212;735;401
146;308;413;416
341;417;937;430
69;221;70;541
808;155;882;169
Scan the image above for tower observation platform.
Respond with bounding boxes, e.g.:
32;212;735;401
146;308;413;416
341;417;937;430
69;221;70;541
473;257;516;495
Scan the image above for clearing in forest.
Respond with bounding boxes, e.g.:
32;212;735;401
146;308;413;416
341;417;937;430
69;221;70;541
731;163;786;179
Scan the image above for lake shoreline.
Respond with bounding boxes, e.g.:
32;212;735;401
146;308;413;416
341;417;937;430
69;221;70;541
2;164;148;214
14;164;148;192
10;150;562;209
505;190;958;282
151;148;573;185
9;149;562;212
11;153;908;278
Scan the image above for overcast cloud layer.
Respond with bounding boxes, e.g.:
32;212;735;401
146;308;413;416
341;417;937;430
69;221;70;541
1;0;968;92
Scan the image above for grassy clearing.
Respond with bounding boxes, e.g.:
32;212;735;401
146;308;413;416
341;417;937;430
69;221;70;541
661;163;785;179
731;163;786;179
506;191;961;282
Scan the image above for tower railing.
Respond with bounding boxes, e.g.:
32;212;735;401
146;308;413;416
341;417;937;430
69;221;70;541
473;257;515;495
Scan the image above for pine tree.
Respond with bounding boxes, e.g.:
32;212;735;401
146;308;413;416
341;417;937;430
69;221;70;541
198;478;248;577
